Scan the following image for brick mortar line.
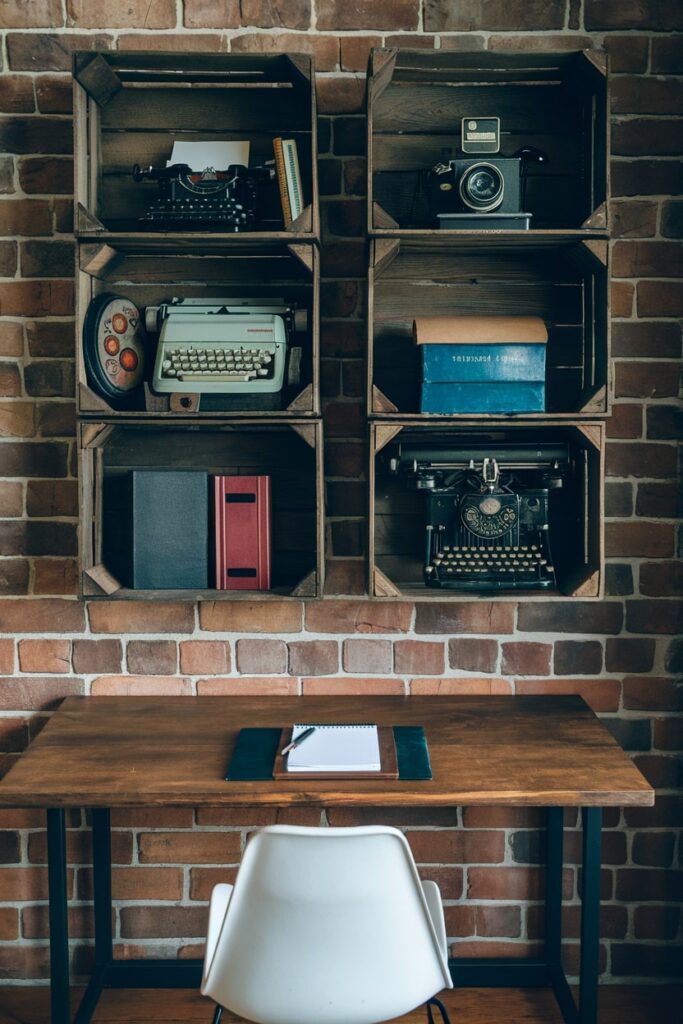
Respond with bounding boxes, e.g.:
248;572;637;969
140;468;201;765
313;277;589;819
0;626;677;641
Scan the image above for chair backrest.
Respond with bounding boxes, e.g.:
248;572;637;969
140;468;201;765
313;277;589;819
202;824;452;1024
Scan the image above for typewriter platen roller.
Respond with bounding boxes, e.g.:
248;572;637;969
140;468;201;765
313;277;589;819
389;442;568;592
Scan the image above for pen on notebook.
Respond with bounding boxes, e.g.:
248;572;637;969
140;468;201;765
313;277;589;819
281;726;316;757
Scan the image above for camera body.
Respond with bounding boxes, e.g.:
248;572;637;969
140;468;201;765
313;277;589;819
429;116;536;230
429;157;522;219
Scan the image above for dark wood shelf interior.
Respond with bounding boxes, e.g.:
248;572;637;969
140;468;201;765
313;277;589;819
370;421;603;600
77;240;319;418
80;420;324;599
368;49;607;235
369;238;608;418
74;51;318;239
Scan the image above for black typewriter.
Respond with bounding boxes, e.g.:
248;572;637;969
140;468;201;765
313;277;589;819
132;162;274;231
389;442;568;592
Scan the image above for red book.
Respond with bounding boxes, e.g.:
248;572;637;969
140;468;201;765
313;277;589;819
213;476;271;590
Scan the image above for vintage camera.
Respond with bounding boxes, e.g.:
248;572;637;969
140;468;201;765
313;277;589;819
429;118;543;230
430;156;522;216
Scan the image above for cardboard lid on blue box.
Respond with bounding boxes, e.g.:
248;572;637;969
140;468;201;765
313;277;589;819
413;315;547;345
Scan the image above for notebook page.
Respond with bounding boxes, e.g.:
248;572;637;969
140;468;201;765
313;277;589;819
286;724;380;772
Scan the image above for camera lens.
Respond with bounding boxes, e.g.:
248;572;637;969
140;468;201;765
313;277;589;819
459;162;504;212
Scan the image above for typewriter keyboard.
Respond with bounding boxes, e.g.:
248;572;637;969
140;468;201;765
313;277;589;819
153;341;286;394
425;543;555;591
142;201;254;230
162;345;274;382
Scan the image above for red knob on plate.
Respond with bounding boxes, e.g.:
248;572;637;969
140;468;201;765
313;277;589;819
119;348;138;372
112;312;128;334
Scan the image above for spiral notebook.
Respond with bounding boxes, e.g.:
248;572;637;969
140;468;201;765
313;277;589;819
288;724;379;772
272;724;399;779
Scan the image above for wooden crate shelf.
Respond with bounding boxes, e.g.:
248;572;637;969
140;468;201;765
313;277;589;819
369;419;604;601
73;52;319;242
79;419;324;600
367;49;608;239
77;239;319;419
368;236;609;419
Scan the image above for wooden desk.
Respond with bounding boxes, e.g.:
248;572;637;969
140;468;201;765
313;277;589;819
0;695;653;1024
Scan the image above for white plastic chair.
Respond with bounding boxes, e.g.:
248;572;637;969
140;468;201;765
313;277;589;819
201;824;453;1024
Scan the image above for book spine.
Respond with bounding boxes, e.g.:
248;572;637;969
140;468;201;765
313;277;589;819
256;475;271;591
213;475;271;590
282;139;303;222
213;476;227;590
273;137;292;227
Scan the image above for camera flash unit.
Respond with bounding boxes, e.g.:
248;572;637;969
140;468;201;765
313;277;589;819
461;117;500;154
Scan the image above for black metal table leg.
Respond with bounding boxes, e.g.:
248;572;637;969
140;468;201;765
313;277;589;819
72;809;114;1024
579;807;602;1024
47;808;71;1024
545;806;563;968
92;808;113;965
545;807;579;1024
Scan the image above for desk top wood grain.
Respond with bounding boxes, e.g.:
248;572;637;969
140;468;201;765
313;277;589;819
0;696;653;809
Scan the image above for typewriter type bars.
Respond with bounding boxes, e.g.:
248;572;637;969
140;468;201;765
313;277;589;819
390;443;567;593
425;494;556;591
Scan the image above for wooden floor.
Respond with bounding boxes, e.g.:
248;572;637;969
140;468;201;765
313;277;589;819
0;987;681;1024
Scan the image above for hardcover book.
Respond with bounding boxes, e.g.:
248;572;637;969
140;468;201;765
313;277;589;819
274;137;303;224
414;315;547;414
213;475;271;590
103;470;209;589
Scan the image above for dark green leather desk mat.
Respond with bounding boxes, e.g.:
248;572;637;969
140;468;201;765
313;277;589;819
226;726;432;781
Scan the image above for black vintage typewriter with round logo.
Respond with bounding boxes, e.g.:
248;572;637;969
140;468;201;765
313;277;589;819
388;443;568;592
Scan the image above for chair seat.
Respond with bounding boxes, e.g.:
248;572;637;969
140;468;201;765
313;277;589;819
211;995;454;1024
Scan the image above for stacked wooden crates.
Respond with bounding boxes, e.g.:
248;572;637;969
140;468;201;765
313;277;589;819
73;53;323;600
366;50;610;599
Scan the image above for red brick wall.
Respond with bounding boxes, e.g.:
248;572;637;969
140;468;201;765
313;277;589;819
0;0;681;986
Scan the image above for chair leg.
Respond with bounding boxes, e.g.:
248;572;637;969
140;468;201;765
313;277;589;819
427;996;451;1024
211;1005;223;1024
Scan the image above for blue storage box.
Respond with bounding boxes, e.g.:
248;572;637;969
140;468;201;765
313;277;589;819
414;315;548;415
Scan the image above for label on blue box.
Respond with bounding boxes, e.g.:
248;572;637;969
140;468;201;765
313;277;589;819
420;381;545;414
421;343;546;383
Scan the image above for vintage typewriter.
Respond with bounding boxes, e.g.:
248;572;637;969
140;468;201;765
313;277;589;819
389;441;568;592
132;162;274;231
146;297;305;410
